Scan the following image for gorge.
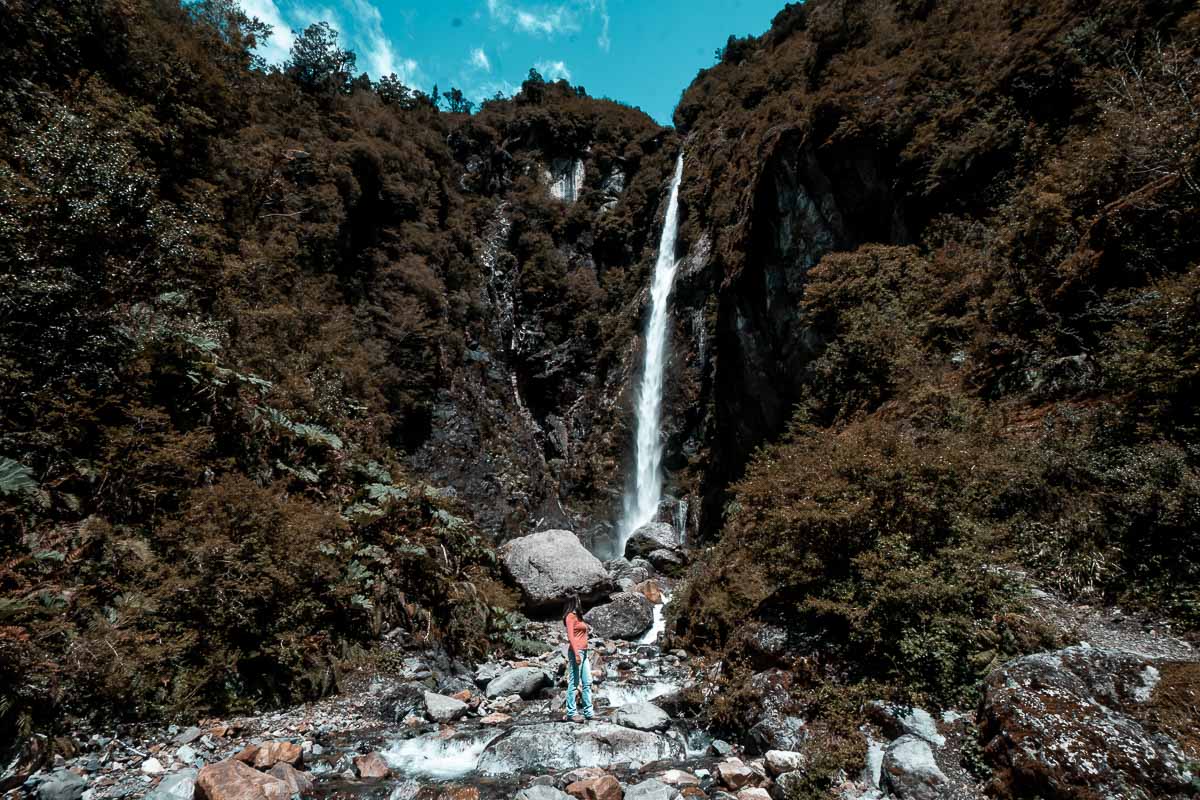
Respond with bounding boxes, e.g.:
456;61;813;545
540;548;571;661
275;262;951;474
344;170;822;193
2;0;1200;799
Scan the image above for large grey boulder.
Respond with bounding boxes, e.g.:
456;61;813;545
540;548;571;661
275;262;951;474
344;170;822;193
583;592;654;640
145;769;198;800
36;771;86;800
424;690;468;722
605;558;654;592
485;666;552;699
625;523;679;560
477;721;685;774
614;702;671;732
979;645;1193;799
501;529;612;610
867;702;945;748
625;779;682;800
882;736;950;800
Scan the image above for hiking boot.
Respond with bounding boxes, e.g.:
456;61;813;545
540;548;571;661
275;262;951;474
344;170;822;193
572;714;585;723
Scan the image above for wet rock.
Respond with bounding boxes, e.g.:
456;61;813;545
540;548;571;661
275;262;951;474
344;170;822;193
716;759;754;790
36;770;86;800
251;742;301;770
478;722;685;774
867;702;945;748
516;787;573;800
624;779;681;800
480;713;512;725
625;524;679;560
500;530;612;610
381;683;428;722
606;559;654;592
708;740;734;757
566;775;623;800
979;645;1193;799
354;752;392;779
614;703;671;732
146;769;197;800
583;593;654;640
266;763;312;795
424;691;469;722
657;770;699;787
563;768;608;785
632;580;663;604
485;666;552;699
881;736;949;800
645;550;685;577
195;760;291;800
736;789;770;800
764;751;805;777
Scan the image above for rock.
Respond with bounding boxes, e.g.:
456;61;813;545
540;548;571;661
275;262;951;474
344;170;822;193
772;771;805;799
605;559;653;592
563;768;608;785
515;787;573;800
480;713;512;725
500;530;612;610
716;760;754;791
381;683;428;722
583;593;654;640
477;722;685;775
736;790;770;800
195;760;292;800
141;758;166;775
175;745;198;765
485;666;552;699
145;769;197;800
614;703;671;732
632;580;663;604
881;736;950;800
424;691;469;722
174;727;204;746
475;662;504;688
867;702;945;748
624;523;679;560
36;770;87;800
624;779;681;800
353;752;391;779
764;751;805;777
708;740;734;757
646;549;685;577
565;775;623;800
657;770;699;786
437;788;479;800
738;624;790;665
251;742;301;770
979;646;1193;799
266;764;312;795
862;739;885;789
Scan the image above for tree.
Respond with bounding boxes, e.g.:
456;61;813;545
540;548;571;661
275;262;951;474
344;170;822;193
376;73;413;106
441;87;474;114
286;22;356;92
188;0;273;70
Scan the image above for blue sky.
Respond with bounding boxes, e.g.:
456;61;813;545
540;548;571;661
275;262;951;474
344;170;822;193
240;0;786;124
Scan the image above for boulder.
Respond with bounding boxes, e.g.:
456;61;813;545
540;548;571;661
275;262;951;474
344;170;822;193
485;667;552;699
566;775;623;800
708;740;735;757
716;759;754;790
266;763;312;795
424;691;468;722
606;559;654;592
979;645;1194;799
477;722;685;775
624;523;679;560
251;742;301;770
614;703;671;732
881;736;950;800
195;760;291;800
474;662;504;687
583;593;654;640
867;702;945;748
380;683;427;723
354;752;392;779
764;751;805;777
632;580;663;604
516;787;573;800
36;770;86;800
646;549;685;577
146;769;198;800
500;530;612;610
625;779;681;800
771;771;805;799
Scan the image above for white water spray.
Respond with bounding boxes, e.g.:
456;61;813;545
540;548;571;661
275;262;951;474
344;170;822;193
617;154;685;552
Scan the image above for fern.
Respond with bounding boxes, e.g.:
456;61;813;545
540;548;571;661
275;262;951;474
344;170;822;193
0;456;35;497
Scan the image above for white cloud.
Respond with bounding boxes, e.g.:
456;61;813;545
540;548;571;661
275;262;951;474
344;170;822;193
487;0;580;37
593;0;610;51
535;59;571;81
470;79;520;102
470;47;492;72
239;0;292;65
345;0;420;83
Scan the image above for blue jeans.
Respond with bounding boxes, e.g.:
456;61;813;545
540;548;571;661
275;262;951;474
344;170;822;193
566;649;593;719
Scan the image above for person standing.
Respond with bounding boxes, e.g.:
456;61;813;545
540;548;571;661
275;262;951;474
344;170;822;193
563;595;594;722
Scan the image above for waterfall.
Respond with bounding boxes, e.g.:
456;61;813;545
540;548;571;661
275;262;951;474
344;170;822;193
617;153;685;553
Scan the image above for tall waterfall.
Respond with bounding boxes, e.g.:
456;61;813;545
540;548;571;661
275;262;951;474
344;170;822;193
617;153;685;553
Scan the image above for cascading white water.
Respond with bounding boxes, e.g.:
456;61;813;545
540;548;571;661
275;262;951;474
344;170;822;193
617;154;685;553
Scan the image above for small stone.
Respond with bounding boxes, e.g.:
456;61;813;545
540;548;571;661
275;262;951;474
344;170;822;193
516;787;574;800
708;740;734;757
173;727;204;746
175;745;198;765
252;741;302;770
481;713;513;725
140;758;165;776
144;769;197;800
268;763;314;795
624;779;680;800
764;751;805;777
424;691;469;723
563;767;608;785
565;775;623;800
354;752;391;779
717;759;754;791
735;789;770;800
451;689;472;702
657;770;700;786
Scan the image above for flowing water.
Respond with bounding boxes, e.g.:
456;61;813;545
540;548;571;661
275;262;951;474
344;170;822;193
618;154;686;553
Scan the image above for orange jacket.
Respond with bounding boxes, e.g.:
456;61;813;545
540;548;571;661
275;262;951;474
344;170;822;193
565;612;589;654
